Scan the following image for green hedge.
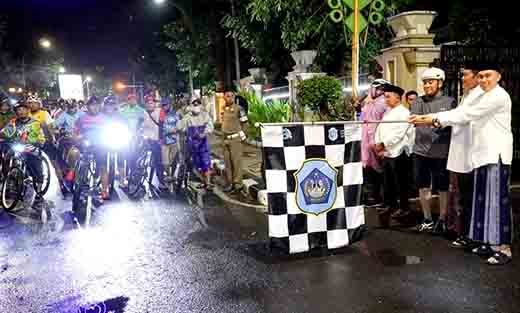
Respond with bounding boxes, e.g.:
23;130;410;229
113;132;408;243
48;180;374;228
240;91;289;140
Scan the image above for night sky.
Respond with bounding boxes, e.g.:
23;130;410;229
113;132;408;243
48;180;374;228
0;0;175;77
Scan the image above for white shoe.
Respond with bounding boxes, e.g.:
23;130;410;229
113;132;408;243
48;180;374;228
418;220;434;232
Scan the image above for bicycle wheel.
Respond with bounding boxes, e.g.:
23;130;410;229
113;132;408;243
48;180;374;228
33;156;51;196
1;167;25;212
108;154;116;196
72;161;93;226
127;152;151;197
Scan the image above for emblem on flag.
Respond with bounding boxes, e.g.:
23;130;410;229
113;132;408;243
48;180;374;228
295;159;337;215
328;127;339;141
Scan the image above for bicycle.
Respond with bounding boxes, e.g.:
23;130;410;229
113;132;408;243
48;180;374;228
71;122;131;225
71;139;99;226
126;136;154;199
1;143;51;212
54;129;76;195
0;141;14;181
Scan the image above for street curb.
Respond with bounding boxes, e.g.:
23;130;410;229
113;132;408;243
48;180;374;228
212;185;266;212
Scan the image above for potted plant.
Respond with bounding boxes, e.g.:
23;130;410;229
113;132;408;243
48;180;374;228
296;75;344;121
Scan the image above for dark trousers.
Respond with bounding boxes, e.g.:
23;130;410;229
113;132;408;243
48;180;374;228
457;172;474;238
26;154;43;184
383;153;410;211
149;140;164;184
363;167;383;202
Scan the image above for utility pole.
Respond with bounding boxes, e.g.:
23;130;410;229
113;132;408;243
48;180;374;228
230;0;241;90
351;0;360;101
22;54;26;89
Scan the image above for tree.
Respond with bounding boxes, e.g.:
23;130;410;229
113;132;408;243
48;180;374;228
222;0;406;76
162;20;215;94
129;36;181;96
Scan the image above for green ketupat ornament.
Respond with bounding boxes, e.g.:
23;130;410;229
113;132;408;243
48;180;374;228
327;0;385;33
326;0;385;100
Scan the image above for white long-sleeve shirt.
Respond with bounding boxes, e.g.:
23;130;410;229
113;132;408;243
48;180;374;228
445;86;485;173
375;104;414;158
436;85;513;168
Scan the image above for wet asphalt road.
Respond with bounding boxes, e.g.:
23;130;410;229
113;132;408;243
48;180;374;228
1;187;520;313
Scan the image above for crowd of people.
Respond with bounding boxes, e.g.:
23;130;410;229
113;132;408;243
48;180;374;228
360;62;514;266
0;87;249;213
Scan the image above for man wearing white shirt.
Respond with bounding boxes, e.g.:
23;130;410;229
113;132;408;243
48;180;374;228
411;63;514;265
374;84;414;220
447;67;485;249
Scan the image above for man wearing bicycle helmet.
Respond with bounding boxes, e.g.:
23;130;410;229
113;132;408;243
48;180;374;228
412;67;456;234
72;96;110;199
159;96;182;183
0;97;15;154
361;78;389;207
119;93;145;187
0;97;15;130
27;95;53;133
27;95;56;158
0;102;46;186
54;101;85;184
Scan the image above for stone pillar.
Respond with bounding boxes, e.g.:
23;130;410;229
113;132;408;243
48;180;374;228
250;84;263;100
377;11;440;95
286;50;324;121
248;67;267;99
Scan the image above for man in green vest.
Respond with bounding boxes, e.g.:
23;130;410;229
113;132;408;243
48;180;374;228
221;87;248;193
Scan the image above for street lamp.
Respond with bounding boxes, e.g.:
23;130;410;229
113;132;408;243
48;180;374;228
39;38;52;50
59;66;66;73
8;87;16;93
115;82;126;90
153;0;167;4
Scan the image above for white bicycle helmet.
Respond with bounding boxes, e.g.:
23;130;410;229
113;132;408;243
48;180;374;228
370;78;391;88
26;95;42;104
421;67;445;81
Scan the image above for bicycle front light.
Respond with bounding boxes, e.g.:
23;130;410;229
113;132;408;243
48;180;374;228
12;143;25;154
102;122;131;149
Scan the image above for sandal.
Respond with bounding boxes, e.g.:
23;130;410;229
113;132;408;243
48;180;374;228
486;251;512;265
472;245;494;258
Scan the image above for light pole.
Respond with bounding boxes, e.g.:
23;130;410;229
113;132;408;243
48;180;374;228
84;76;92;99
230;0;241;90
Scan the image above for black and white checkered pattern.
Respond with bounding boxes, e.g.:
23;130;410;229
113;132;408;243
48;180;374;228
261;124;365;254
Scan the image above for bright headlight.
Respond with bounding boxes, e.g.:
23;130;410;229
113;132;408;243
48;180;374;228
12;143;25;154
102;122;131;149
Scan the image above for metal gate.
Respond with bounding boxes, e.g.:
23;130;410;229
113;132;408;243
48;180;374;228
440;46;520;180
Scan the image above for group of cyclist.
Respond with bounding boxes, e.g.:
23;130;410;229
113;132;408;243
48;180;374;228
0;90;213;211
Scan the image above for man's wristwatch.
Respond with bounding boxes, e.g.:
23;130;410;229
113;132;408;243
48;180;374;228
432;118;442;128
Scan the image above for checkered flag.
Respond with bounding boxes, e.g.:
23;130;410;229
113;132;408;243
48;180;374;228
261;123;365;254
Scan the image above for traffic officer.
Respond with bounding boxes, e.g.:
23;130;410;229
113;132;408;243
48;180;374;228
221;88;248;193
